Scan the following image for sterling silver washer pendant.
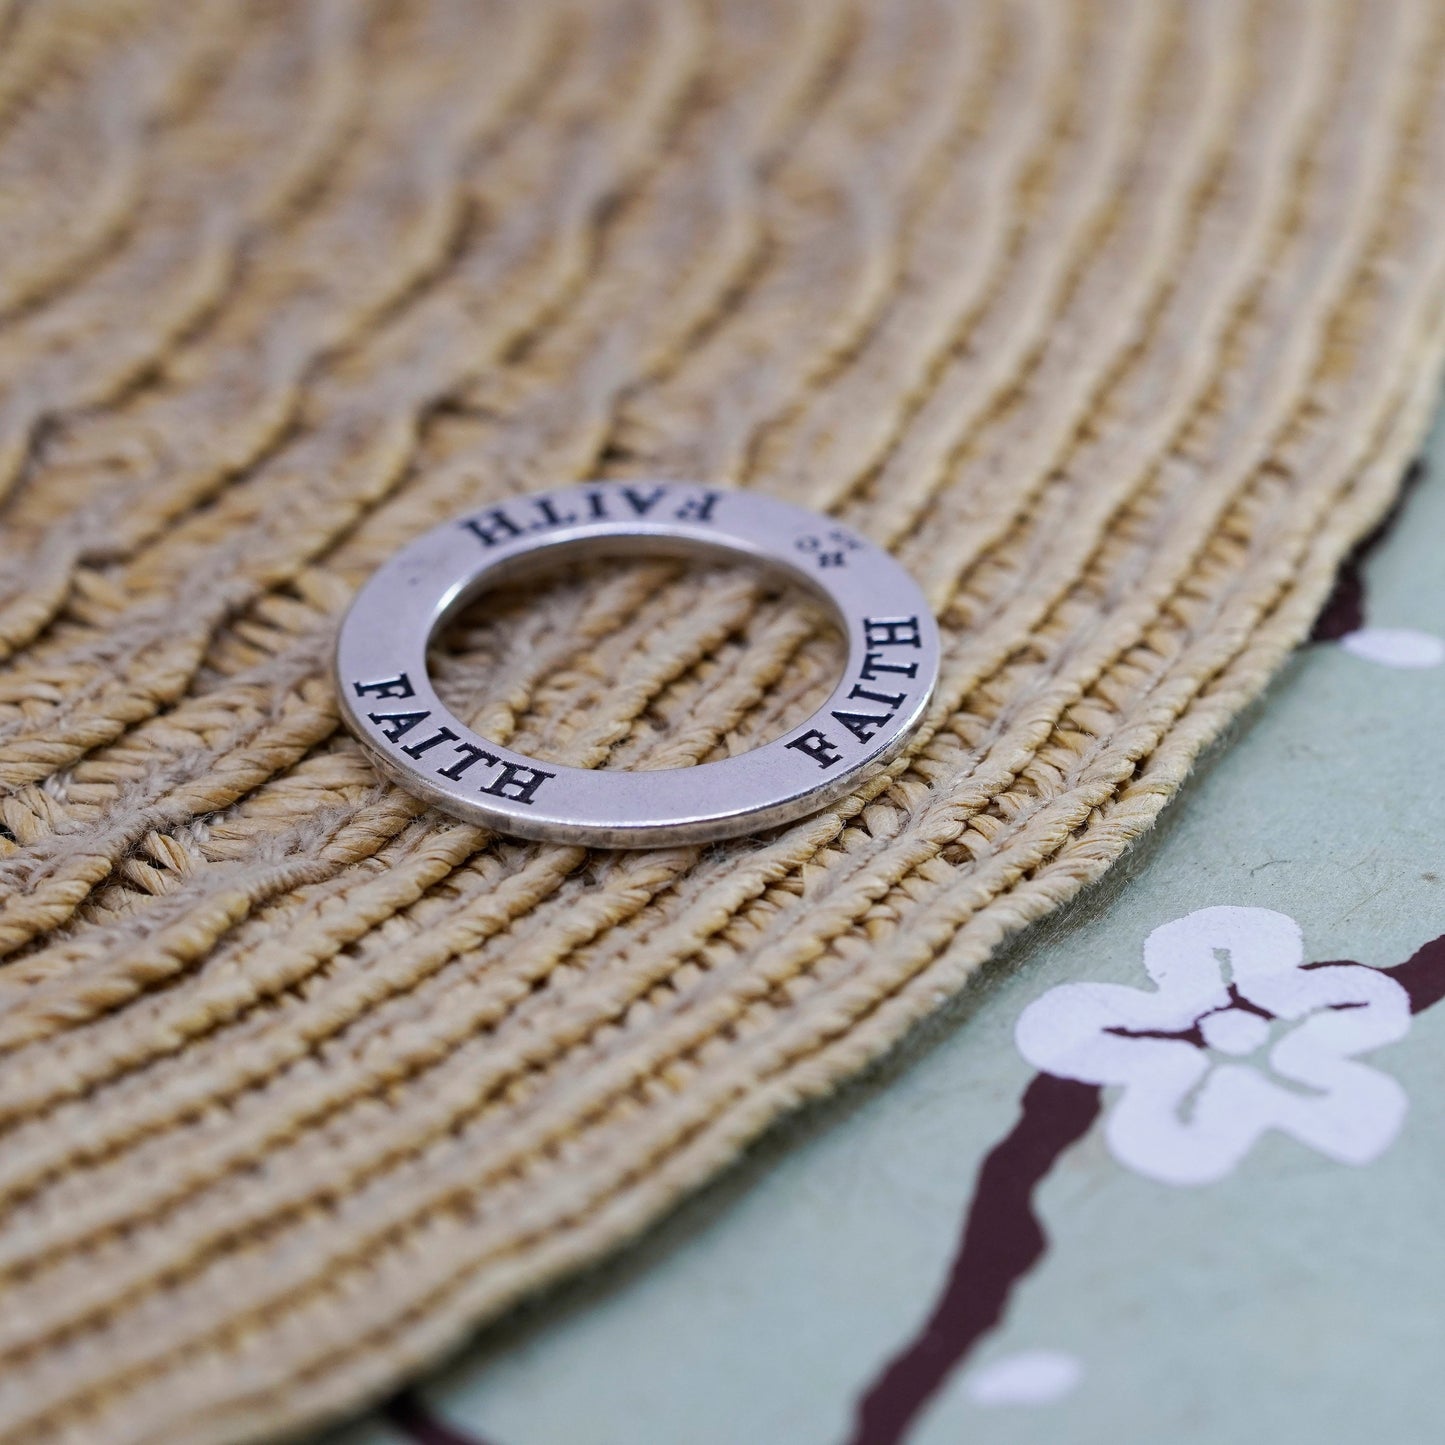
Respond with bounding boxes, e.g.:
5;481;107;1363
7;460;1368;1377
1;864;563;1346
334;482;940;848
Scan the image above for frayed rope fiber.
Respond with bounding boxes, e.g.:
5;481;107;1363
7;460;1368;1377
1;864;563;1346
0;1;1443;1441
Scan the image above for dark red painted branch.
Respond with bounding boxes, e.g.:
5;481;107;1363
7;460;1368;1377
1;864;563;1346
1310;455;1425;641
845;1073;1102;1445
383;1388;493;1445
1305;935;1445;1015
1382;930;1445;1014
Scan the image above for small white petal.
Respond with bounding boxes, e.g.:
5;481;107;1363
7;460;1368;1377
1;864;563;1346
967;1350;1083;1407
1339;627;1445;669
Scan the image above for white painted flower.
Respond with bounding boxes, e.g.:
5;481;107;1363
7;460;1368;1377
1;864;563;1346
1015;907;1411;1186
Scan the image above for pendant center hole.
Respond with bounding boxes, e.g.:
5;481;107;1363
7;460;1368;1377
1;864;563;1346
427;552;845;771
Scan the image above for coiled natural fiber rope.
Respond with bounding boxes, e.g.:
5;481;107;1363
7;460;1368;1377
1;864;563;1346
1;1;1443;1441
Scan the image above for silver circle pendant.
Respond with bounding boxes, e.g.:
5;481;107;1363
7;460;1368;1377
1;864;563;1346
334;482;940;848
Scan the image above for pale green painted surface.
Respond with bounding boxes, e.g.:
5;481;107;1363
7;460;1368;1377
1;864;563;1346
322;407;1445;1445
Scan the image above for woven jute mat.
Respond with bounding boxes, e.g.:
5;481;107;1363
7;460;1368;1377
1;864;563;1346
2;1;1444;1441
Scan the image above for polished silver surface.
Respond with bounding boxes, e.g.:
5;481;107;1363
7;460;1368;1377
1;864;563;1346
334;482;940;847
